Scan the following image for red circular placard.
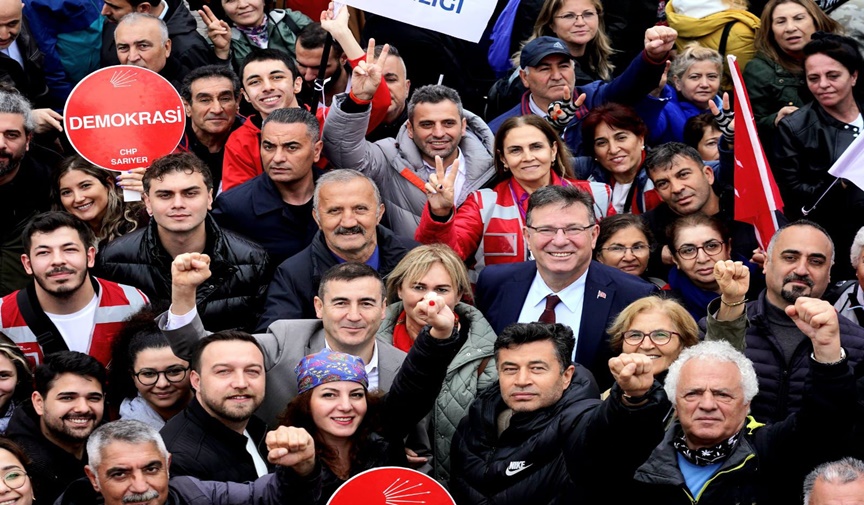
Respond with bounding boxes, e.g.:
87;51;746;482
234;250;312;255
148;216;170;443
64;66;185;171
327;467;455;505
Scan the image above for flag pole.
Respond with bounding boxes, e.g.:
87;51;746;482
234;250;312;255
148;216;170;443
801;178;841;216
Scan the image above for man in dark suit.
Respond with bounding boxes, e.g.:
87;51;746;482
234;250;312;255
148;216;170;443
159;256;406;427
476;186;657;389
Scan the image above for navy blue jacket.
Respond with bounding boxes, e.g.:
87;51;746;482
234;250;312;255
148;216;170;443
213;172;319;267
475;260;658;389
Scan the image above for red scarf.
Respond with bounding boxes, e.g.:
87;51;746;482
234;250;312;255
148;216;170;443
392;310;460;352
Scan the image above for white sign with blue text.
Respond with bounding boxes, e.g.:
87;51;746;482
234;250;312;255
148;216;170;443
340;0;496;42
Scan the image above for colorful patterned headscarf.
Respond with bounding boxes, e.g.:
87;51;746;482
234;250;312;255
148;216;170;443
295;349;369;395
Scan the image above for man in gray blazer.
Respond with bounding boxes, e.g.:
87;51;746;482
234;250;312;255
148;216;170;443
158;254;406;427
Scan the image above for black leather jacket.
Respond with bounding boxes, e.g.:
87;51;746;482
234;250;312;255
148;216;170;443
94;214;269;331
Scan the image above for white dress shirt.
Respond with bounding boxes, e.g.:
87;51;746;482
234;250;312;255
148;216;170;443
517;268;589;361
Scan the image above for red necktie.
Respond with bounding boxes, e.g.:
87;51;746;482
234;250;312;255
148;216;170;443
538;294;560;324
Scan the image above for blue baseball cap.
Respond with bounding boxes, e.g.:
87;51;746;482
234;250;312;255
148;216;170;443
520;36;572;69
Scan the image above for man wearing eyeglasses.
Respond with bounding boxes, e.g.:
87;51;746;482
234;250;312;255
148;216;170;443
476;185;657;390
159;331;269;483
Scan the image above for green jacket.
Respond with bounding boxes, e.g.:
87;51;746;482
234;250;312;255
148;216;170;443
377;301;498;483
743;52;805;137
229;9;312;72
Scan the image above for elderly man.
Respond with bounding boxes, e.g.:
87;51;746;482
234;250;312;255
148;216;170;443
161;258;408;428
829;225;864;326
114;13;184;89
487;29;677;155
450;322;668;504
178;65;244;186
55;419;320;504
476;185;656;389
629;333;855;504
802;458;864;505
256;169;416;327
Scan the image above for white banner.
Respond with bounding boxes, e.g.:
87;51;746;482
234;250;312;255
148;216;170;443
340;0;497;43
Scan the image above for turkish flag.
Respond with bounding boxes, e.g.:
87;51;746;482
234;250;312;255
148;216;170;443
728;55;784;249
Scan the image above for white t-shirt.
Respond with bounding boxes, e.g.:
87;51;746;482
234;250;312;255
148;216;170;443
244;430;269;477
850;114;863;132
44;294;98;353
611;182;633;214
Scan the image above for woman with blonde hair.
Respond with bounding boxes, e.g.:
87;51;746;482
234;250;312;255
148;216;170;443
639;43;725;145
531;0;616;82
377;244;497;482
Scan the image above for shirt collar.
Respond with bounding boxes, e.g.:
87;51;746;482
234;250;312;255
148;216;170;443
323;339;379;375
422;148;464;173
525;263;590;311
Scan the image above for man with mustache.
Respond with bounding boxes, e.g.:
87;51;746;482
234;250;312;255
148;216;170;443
255;169;416;327
159;331;269;483
160;259;407;429
5;351;106;504
0;212;148;366
177;65;244;187
641;142;766;279
706;222;864;430
55;419;321;505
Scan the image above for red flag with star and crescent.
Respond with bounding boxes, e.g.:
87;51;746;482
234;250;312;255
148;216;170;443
728;55;784;249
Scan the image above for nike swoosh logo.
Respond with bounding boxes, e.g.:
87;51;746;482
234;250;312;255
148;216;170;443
505;464;532;477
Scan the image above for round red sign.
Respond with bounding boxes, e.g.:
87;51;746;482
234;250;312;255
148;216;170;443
64;66;185;171
327;467;455;505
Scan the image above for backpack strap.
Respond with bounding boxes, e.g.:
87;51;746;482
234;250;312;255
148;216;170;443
16;284;69;356
718;21;738;57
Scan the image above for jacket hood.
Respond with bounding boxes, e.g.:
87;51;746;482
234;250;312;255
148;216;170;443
394;109;495;169
666;5;760;39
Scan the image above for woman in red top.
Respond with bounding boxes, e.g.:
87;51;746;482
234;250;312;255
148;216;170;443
415;115;613;281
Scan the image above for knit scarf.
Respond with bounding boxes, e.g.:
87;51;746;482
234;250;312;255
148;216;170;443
673;430;740;466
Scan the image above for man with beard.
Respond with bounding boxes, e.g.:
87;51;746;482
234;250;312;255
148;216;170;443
321;47;496;239
5;351;106;504
256;169;416;328
0;212;148;366
159;331;270;482
0;90;52;297
705;222;864;430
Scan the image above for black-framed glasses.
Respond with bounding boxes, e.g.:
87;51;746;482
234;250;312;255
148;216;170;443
675;240;725;260
599;244;653;256
526;224;595;238
554;11;597;22
622;330;680;346
133;366;189;386
1;468;27;490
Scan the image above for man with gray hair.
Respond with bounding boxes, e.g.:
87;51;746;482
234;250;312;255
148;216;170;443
256;169;417;327
828;225;864;326
322;43;496;239
0;90;52;296
802;457;864;505
626;334;856;504
54;419;320;504
114;13;184;89
213;107;321;266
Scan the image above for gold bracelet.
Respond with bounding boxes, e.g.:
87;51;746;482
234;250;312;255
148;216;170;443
720;297;747;307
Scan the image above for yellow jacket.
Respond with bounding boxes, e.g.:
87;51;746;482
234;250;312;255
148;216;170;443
666;0;761;90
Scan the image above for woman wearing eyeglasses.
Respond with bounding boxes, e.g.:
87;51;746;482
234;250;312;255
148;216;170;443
108;306;193;428
666;213;760;321
595;214;666;288
415;115;613;281
0;438;33;505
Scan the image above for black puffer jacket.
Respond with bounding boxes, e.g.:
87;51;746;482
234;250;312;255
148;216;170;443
94;214;269;332
449;366;668;504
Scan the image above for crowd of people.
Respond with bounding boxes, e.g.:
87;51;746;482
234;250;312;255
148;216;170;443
1;0;864;503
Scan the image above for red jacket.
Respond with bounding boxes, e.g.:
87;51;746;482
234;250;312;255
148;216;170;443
220;55;392;192
0;277;148;366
